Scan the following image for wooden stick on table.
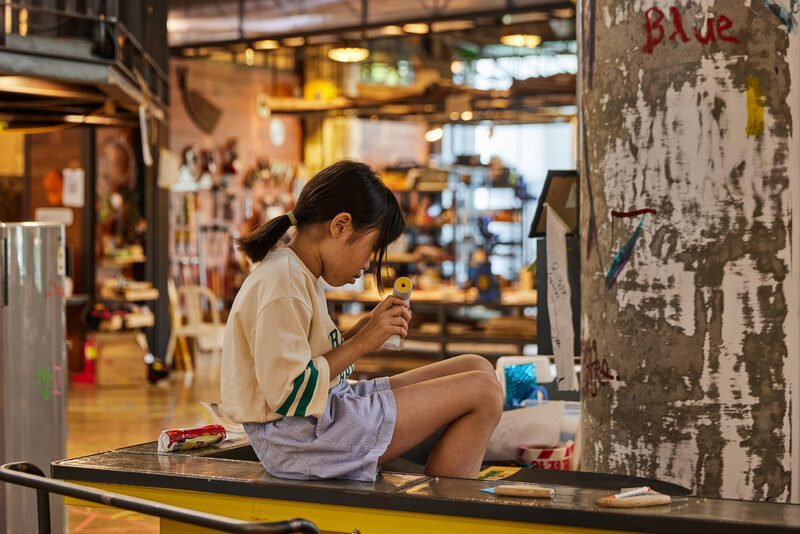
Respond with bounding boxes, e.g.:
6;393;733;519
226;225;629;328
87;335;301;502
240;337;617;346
493;485;554;498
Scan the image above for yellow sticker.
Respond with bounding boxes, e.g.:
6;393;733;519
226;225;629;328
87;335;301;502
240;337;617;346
746;76;765;138
478;466;521;480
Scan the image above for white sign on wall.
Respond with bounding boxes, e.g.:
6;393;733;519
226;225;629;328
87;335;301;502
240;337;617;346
62;168;85;208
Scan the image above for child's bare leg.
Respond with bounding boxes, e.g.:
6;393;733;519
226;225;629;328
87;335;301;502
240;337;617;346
378;369;503;478
388;354;495;389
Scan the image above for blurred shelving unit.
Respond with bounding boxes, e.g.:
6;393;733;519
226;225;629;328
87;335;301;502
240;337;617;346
326;291;537;371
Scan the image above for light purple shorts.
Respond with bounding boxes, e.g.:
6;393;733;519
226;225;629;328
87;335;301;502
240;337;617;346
244;377;397;482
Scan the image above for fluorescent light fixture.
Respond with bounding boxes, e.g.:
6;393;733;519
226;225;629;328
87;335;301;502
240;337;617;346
19;8;28;36
5;4;12;34
328;46;369;62
500;34;542;48
63;115;118;125
283;36;306;47
403;23;429;34
254;39;279;50
381;25;404;35
424;127;443;142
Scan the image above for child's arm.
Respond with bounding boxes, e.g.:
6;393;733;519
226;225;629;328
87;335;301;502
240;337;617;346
325;295;410;376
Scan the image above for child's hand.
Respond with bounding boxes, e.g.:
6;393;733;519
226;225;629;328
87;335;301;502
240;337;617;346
353;296;411;353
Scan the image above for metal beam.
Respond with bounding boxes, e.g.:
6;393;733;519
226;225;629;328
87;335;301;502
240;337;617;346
0;75;106;99
169;0;572;51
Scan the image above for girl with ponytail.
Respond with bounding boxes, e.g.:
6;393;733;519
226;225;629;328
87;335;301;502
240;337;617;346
222;159;502;482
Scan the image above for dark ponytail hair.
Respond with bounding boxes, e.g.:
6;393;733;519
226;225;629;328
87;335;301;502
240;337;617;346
235;159;406;291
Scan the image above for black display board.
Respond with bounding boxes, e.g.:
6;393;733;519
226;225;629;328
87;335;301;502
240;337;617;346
529;170;579;238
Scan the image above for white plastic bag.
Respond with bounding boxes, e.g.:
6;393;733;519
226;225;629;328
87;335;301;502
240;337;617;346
484;402;562;461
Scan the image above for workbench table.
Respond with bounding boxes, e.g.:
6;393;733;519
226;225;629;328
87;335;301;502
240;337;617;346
52;438;800;534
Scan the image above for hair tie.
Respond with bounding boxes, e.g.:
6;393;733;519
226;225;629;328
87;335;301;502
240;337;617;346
287;211;297;226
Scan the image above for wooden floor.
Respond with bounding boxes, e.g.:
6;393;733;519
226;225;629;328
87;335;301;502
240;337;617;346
66;366;222;533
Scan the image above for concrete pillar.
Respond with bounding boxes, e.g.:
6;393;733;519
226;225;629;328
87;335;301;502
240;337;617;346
578;1;800;501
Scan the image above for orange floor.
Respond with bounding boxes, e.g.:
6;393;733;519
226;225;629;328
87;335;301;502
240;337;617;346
66;367;221;533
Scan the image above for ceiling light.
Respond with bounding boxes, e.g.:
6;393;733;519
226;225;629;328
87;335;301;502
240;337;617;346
500;34;542;48
328;46;369;63
424;127;443;142
403;23;429;34
254;39;279;50
381;25;404;35
460;111;473;121
245;48;255;66
451;60;464;74
283;36;305;47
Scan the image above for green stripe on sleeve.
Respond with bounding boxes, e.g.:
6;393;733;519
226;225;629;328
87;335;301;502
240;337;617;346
276;370;306;416
294;360;319;417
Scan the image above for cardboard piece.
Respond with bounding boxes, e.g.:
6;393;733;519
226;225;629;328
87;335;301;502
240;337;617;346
597;493;672;508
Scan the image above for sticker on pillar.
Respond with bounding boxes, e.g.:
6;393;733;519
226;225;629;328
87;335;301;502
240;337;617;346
746;76;766;138
545;204;578;391
606;212;649;289
761;0;798;34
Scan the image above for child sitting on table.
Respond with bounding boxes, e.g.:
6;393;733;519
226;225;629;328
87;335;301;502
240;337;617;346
221;159;503;482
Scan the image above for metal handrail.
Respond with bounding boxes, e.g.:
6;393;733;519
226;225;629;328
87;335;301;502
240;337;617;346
0;462;321;534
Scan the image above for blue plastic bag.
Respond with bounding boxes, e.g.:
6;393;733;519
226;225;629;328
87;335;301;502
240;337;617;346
504;363;537;406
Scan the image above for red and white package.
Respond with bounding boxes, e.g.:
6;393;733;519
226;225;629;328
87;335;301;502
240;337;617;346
519;440;575;470
158;424;227;452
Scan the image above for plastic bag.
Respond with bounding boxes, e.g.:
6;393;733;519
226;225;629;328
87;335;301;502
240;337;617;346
504;362;537;406
484;402;562;461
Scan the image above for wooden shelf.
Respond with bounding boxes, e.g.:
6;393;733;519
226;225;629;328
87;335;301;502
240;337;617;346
98;312;155;331
406;333;536;344
98;256;147;268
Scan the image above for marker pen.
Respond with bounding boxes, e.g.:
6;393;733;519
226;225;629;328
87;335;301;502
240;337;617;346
609;486;651;499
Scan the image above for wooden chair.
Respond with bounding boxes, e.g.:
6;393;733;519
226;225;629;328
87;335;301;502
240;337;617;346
165;282;224;372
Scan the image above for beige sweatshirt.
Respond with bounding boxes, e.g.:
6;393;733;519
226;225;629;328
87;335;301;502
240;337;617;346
220;246;353;423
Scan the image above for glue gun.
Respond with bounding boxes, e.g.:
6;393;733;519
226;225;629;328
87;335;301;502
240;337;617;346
382;277;412;350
